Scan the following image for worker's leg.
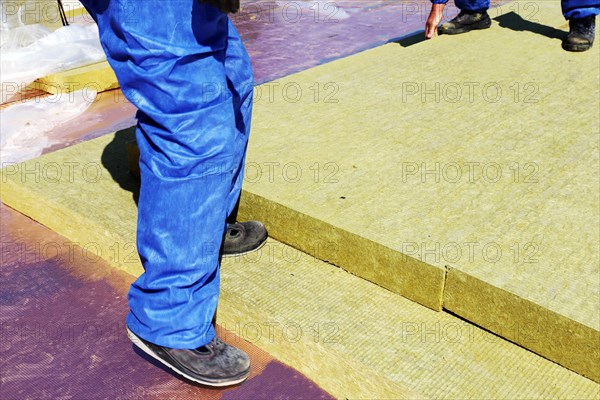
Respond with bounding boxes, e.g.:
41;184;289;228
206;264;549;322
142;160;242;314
223;19;253;219
80;0;238;349
218;19;269;257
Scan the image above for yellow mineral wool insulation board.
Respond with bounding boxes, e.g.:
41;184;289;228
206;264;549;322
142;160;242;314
220;242;600;399
9;0;88;28
0;130;142;276
239;190;447;310
445;269;600;383
1;133;599;398
235;0;599;380
63;0;87;19
32;61;119;95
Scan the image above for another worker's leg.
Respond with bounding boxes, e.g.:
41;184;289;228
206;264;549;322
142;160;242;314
439;0;492;34
220;19;268;257
562;0;599;51
222;19;252;215
79;0;250;385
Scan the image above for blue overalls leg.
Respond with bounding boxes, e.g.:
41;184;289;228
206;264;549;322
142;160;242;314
79;0;253;349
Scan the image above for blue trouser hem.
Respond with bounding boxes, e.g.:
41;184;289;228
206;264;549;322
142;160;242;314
563;7;600;18
126;314;216;349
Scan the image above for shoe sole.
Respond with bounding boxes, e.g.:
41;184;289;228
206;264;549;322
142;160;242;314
126;328;250;387
439;19;492;35
562;42;593;52
221;236;268;258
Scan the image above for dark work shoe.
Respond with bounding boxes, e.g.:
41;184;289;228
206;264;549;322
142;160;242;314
127;327;250;387
439;10;492;35
221;221;268;257
563;16;596;52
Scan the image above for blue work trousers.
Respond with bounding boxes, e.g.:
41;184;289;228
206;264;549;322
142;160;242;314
80;0;253;349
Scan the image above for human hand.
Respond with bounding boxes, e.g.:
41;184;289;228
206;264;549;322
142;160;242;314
198;0;240;14
425;4;445;39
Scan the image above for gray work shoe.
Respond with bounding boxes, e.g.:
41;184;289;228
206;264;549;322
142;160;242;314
127;327;250;387
439;10;492;35
222;221;268;257
563;16;596;52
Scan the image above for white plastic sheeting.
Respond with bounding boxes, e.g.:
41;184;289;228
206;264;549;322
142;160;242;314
1;0;105;99
0;90;97;163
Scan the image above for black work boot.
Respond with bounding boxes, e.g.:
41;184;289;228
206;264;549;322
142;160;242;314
439;10;492;35
127;328;250;386
222;221;268;257
563;16;596;52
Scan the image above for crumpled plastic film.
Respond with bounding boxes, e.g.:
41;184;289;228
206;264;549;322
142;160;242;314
1;0;105;99
0;89;97;163
0;23;52;49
